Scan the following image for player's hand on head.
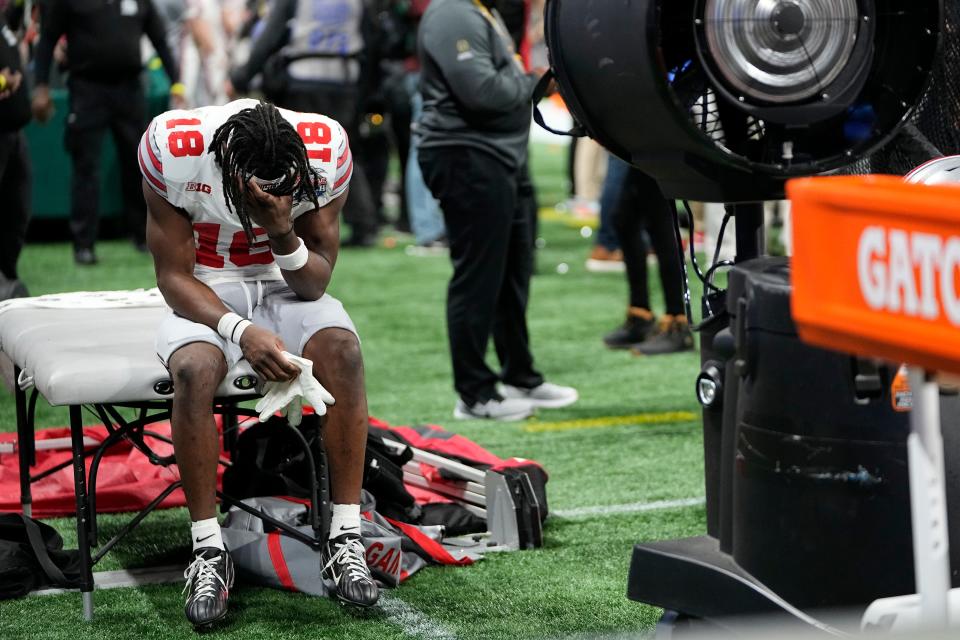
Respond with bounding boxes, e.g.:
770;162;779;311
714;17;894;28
244;178;294;238
238;325;300;382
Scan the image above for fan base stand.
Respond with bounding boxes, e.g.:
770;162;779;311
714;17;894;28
627;536;862;637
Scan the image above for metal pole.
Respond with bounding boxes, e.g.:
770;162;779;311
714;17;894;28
15;366;32;517
906;368;951;628
70;404;96;622
730;202;765;262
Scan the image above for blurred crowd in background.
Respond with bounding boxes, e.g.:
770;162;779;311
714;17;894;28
0;0;550;262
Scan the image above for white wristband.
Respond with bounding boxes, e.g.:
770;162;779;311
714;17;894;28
273;237;309;271
217;312;252;344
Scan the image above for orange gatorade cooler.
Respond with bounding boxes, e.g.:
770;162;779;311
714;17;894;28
789;176;960;376
790;175;960;613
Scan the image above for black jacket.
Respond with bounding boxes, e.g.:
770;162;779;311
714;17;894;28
416;0;536;170
34;0;178;85
0;24;29;132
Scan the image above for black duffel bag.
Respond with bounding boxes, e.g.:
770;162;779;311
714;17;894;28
0;514;83;600
222;414;325;501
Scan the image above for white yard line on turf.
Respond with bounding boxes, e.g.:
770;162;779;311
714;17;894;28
30;569;461;640
552;497;705;519
30;565;185;596
379;593;459;640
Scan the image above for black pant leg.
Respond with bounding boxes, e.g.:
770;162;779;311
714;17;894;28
420;146;514;405
385;74;412;228
0;132;15;280
0;132;30;280
518;159;539;249
65;79;109;251
567;136;578;199
494;164;544;389
616;170;686;315
640;181;685;316
0;132;12;184
359;131;390;224
614;168;652;311
109;81;147;245
330;88;379;240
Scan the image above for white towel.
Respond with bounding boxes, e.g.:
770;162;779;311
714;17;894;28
254;352;335;426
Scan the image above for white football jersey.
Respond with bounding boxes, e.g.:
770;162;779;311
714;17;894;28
138;99;353;285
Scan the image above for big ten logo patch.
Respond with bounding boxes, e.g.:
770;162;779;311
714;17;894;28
313;175;327;198
186;182;213;194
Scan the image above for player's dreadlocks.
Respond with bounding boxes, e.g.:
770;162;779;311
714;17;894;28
209;101;320;243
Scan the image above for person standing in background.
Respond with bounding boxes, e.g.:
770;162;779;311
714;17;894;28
585;154;627;273
405;76;445;249
180;0;232;106
570;137;606;215
526;0;545;67
602;168;694;355
156;0;245;107
0;0;31;299
417;0;577;421
229;0;380;247
398;0;446;250
153;0;189;67
32;0;185;265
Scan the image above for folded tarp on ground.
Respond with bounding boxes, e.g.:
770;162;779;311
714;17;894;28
0;417;548;522
0;422;201;517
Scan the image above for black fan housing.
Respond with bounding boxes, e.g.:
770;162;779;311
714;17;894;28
544;0;942;202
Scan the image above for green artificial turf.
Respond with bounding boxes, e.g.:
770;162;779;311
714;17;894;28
0;142;707;639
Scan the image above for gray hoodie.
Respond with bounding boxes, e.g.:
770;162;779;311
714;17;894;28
416;0;537;170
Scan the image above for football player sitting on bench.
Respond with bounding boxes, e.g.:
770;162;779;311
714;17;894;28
139;99;377;628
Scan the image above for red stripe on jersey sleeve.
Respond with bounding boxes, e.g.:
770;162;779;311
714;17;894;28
333;158;353;191
336;125;349;166
139;145;167;193
145;125;163;173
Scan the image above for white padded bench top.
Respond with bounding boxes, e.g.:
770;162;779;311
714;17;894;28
0;291;257;406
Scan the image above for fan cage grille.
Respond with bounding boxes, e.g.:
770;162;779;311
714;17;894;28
847;0;960;175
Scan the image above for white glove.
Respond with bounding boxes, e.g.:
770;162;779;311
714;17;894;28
254;352;335;426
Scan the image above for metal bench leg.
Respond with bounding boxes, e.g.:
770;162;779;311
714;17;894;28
222;406;239;458
317;429;330;543
15;366;32;517
70;404;95;621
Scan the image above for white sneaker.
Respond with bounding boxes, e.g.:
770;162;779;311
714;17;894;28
500;382;579;409
453;397;536;421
